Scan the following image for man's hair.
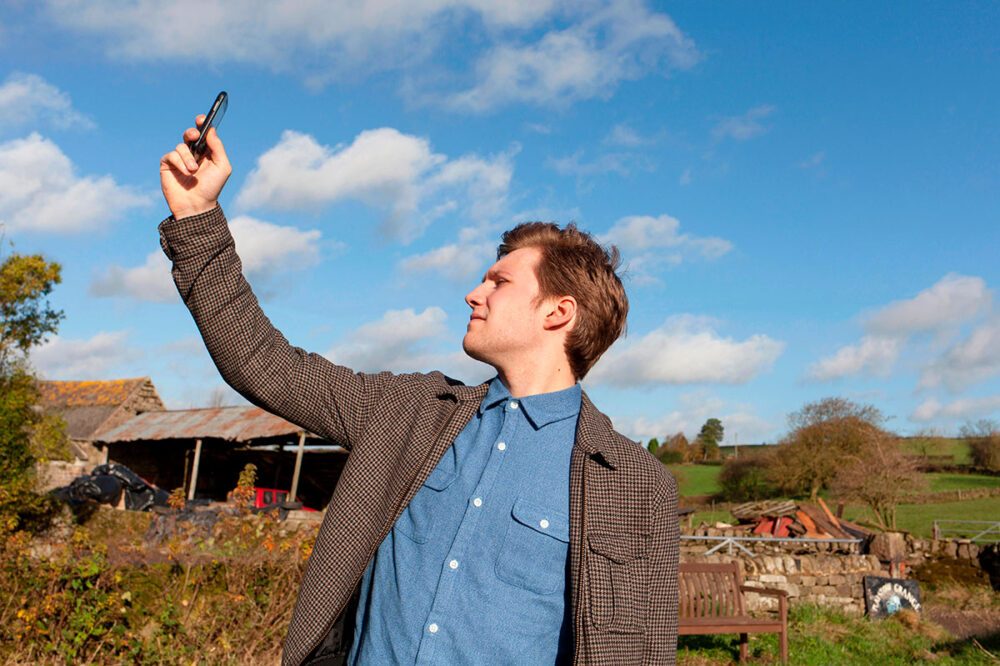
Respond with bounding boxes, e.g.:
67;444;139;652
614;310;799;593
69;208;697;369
498;221;628;380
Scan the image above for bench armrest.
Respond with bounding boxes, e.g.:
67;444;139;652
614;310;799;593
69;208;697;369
739;585;788;623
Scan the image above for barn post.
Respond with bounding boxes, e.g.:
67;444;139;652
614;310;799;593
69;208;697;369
188;438;203;500
290;431;306;502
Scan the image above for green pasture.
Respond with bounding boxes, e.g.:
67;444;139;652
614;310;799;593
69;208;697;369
843;496;1000;539
666;464;722;496
924;472;1000;493
899;437;973;465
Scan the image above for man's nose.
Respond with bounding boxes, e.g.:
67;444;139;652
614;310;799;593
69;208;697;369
465;284;485;308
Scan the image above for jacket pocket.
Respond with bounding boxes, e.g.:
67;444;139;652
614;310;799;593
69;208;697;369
586;530;649;633
394;464;457;544
495;498;570;595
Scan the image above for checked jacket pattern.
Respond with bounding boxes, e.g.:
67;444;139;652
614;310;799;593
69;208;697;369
159;206;680;666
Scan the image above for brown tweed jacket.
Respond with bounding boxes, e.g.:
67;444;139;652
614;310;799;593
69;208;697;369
160;206;679;666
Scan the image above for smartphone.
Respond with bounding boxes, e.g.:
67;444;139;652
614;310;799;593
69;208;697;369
188;91;228;161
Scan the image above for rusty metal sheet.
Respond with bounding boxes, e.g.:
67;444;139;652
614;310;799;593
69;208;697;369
95;406;307;443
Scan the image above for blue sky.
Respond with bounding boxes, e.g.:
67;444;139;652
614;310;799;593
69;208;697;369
1;1;998;444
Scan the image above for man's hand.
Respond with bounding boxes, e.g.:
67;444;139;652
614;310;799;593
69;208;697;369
160;114;232;219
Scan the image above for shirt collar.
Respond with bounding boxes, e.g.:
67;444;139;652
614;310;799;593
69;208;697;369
479;377;582;429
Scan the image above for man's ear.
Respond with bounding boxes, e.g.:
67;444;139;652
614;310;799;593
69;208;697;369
543;296;576;331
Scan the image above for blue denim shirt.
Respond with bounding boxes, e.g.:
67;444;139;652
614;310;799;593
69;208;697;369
349;378;581;665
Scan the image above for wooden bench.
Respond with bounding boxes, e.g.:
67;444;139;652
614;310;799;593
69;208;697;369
678;561;788;663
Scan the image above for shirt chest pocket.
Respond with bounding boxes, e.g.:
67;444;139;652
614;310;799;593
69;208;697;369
495;498;570;596
394;464;457;544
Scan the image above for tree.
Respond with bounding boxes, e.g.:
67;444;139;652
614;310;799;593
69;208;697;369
646;437;659;456
832;431;925;530
0;250;66;531
961;419;1000;471
719;450;780;502
697;418;724;461
770;397;888;500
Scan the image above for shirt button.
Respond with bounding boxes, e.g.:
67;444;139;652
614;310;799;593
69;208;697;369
497;442;506;451
449;559;459;570
509;401;519;409
473;497;483;507
429;623;439;634
540;519;550;529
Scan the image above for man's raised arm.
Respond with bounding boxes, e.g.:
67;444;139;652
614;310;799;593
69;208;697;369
158;118;384;448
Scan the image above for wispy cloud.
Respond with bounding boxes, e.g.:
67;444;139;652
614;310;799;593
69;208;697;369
0;72;94;130
712;105;776;141
600;213;733;282
32;330;142;379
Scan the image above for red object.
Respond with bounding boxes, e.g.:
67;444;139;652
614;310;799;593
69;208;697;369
752;518;775;534
253;487;317;512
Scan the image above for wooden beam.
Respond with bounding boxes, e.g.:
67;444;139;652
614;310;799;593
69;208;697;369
289;431;306;502
188;438;203;501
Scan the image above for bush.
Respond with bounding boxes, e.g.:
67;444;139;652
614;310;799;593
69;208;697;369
718;453;779;502
965;426;1000;471
657;448;685;465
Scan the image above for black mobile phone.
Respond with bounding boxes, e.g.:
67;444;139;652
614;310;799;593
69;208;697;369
188;91;228;161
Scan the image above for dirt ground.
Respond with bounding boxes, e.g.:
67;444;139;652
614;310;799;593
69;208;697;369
925;605;1000;640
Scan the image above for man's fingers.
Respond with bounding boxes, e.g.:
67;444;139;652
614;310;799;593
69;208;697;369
184;127;201;143
203;127;231;171
174;142;199;172
195;114;206;128
161;150;192;177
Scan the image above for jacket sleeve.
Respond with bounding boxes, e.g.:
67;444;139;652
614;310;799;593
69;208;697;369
646;468;680;664
158;205;388;448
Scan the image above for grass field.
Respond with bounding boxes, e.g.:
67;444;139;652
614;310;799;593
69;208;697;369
678;603;998;665
899;437;973;465
842;496;1000;538
925;473;1000;493
667;464;723;496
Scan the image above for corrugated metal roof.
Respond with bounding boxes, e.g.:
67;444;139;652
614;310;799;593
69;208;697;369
94;406;311;443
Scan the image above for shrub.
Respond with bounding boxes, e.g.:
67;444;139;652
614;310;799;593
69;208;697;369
962;420;1000;471
718;453;779;502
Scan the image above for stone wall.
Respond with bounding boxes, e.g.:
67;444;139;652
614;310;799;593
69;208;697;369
35;459;89;492
683;552;887;616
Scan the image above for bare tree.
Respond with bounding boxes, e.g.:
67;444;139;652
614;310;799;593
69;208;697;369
832;431;926;530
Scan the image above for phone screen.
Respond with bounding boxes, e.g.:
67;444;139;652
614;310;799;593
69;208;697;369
189;91;228;160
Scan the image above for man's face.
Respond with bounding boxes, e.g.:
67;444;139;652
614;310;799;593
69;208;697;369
463;247;550;367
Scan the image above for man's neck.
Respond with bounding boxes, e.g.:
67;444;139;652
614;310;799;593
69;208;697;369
496;362;576;398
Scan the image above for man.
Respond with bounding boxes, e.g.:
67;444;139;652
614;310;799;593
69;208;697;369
159;116;678;665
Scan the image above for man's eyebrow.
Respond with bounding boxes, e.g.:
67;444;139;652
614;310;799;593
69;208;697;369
482;268;508;282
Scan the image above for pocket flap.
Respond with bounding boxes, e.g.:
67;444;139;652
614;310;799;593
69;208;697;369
587;531;648;564
511;498;570;543
423;465;457;491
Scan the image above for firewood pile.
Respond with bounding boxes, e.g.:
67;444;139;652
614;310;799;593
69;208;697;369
729;497;873;540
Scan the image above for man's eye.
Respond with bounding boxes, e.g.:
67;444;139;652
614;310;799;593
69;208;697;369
495;278;507;285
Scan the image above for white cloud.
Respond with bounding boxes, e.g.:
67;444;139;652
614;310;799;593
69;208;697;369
611;391;775;444
588;315;785;387
399;240;495;282
712;105;776;141
599;214;733;282
0;133;152;233
911;394;1000;423
43;1;696;110
326;307;450;372
90;216;323;302
805;335;904;381
440;2;699;111
920;318;1000;392
236;129;512;243
0;72;94;130
32;330;141;379
807;274;994;383
865;273;991;336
